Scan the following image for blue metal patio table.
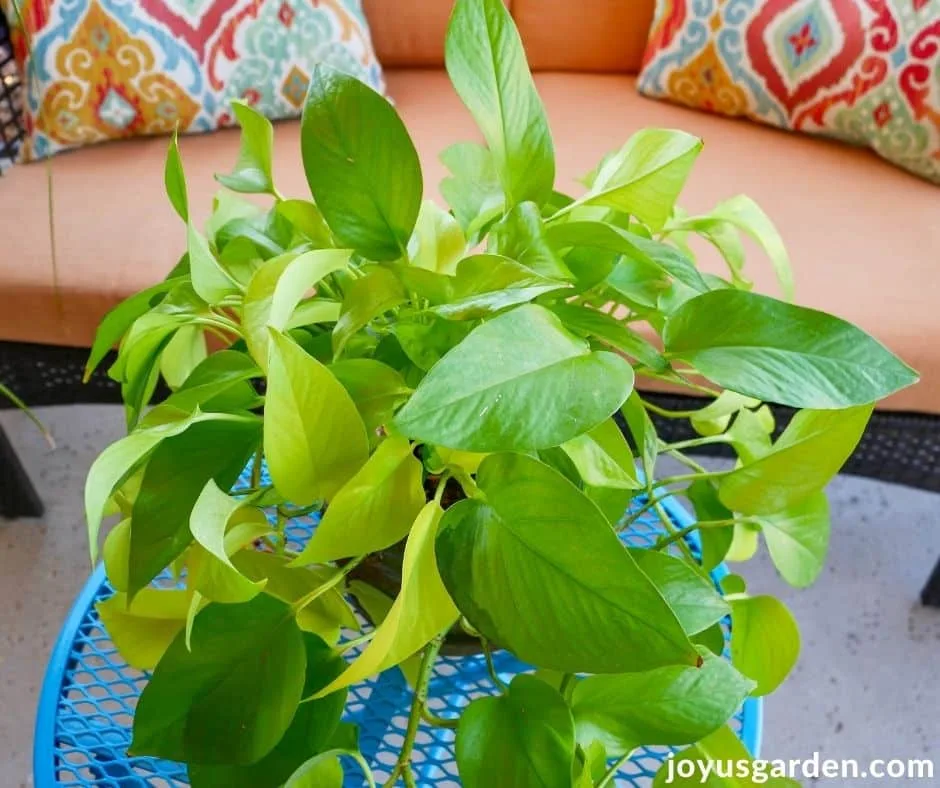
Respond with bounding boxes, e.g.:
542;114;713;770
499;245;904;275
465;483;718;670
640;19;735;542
35;489;762;787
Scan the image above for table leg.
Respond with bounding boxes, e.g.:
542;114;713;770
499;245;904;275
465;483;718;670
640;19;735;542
0;423;43;518
921;556;940;608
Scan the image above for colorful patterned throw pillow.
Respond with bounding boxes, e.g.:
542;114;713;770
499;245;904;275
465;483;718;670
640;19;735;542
638;0;940;183
4;0;384;160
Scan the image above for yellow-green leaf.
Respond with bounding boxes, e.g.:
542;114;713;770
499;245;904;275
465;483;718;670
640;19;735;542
264;330;369;505
314;502;458;697
291;435;425;565
96;589;189;670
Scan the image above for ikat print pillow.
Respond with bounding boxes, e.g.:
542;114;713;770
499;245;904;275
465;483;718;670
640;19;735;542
638;0;940;184
4;0;384;160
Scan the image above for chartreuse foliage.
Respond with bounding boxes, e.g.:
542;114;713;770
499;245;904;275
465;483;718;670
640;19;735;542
84;0;917;784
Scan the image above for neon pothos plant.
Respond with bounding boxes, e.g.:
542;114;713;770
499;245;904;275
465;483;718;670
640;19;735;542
84;0;916;785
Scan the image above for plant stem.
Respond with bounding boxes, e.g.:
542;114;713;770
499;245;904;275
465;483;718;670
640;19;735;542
650;469;730;491
421;708;459;729
291;555;365;613
558;673;575;698
382;633;445;787
338;631;376;653
653;518;739;551
482;639;508;693
661;435;733;453
617;489;688;533
451;467;482;500
665;449;709;475
598;751;634;788
653;499;696;563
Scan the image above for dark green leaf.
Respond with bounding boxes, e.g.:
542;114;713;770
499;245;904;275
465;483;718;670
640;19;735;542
719;406;872;515
85;409;220;563
664;290;918;408
215;100;276;195
436;453;697;673
128;415;262;595
131;594;305;765
301;66;422;260
394;305;635;452
572;652;754;755
445;0;554;207
457;675;575;788
188;633;347;788
392;316;471;372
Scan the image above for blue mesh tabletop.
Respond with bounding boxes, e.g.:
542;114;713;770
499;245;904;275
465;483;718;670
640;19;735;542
35;491;762;787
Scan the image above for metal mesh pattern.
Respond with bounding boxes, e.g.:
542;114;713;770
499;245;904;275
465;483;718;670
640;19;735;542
0;9;24;168
35;476;761;787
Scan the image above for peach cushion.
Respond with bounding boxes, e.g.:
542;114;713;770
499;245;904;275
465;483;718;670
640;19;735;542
2;71;937;411
361;0;453;67
513;0;655;73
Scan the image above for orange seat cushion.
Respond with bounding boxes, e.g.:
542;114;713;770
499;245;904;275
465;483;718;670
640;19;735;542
2;71;937;411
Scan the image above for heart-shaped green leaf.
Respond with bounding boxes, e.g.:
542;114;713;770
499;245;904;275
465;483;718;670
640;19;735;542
446;0;555;207
719;405;872;515
96;588;189;671
291;435;425;565
265;330;369;504
572;652;754;756
436;453;697;673
664;290;918;408
188;633;347;788
301;66;422;260
556;130;701;230
131;594;305;765
215;100;276;195
393;304;634;451
457;675;575;788
757;492;830;588
729;594;800;696
314;502;459;696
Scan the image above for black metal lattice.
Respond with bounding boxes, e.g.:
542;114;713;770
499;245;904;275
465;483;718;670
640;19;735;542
0;8;25;167
2;339;940;493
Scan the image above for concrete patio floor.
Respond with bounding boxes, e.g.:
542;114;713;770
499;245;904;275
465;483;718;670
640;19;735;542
1;404;938;787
